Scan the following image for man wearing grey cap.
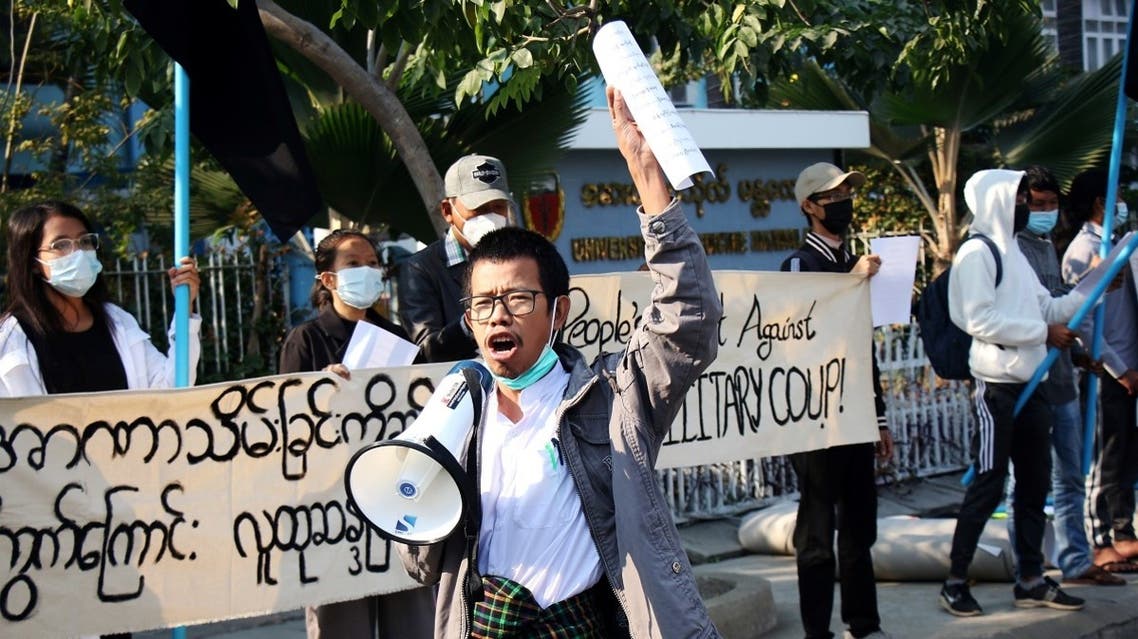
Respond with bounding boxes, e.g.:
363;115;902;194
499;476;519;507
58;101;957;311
781;162;893;639
398;154;514;362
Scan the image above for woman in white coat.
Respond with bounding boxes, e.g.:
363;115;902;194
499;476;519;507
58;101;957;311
0;200;203;638
0;199;201;395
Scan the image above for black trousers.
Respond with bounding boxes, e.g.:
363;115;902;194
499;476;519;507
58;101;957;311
949;380;1052;579
791;442;879;639
1086;375;1138;547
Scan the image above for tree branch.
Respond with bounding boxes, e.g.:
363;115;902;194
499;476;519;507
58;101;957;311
386;42;410;90
787;0;812;27
3;10;36;194
372;38;387;81
256;0;447;237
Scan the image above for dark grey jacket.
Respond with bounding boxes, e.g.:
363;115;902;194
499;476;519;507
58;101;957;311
397;200;723;638
1016;231;1077;403
396;237;479;363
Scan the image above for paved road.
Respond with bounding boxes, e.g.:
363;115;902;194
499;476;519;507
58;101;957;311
134;473;1138;638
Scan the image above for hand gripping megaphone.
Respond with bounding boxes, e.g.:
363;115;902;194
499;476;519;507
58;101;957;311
345;360;491;545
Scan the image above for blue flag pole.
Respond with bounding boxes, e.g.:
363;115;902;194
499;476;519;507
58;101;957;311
1081;3;1134;475
171;62;190;639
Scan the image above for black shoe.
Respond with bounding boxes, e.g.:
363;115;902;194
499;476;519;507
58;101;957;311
1013;576;1085;611
940;581;983;617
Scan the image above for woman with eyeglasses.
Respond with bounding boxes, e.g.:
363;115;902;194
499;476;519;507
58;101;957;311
278;228;434;639
0;200;201;398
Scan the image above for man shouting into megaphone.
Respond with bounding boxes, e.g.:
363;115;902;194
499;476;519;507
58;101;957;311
396;86;724;639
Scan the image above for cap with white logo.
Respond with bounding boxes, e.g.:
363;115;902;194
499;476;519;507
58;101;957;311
444;154;512;210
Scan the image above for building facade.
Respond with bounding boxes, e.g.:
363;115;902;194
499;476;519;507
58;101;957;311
1047;0;1132;71
524;103;870;275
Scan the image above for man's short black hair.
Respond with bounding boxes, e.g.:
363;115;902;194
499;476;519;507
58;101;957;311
463;227;570;308
1023;165;1060;196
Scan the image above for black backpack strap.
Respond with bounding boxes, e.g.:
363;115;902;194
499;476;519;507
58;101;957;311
459;367;485;605
967;234;1003;287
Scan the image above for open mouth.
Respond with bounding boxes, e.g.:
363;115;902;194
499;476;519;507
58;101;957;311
486;334;518;360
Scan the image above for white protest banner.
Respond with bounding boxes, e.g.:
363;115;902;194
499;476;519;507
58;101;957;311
0;271;875;637
0;363;451;638
563;270;879;467
592;21;712;189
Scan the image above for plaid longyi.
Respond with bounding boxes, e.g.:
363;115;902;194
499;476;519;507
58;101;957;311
470;574;606;639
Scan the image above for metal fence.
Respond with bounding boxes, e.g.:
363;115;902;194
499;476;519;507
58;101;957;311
105;253;972;522
103;249;293;383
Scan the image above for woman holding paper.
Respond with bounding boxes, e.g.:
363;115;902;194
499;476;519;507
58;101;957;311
0;200;201;397
279;228;412;376
277;228;434;639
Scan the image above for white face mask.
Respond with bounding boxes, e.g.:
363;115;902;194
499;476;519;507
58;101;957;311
458;213;508;247
331;265;384;310
38;249;102;298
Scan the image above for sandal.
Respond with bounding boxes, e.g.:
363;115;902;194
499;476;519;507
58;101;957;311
1094;546;1138;573
1065;564;1128;585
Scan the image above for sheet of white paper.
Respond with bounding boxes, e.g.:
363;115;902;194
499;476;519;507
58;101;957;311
869;236;921;327
1075;231;1135;297
342;320;419;369
976;542;1003;557
592;21;712;190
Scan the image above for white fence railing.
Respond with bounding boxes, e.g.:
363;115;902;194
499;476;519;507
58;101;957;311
660;323;973;522
99;254;972;521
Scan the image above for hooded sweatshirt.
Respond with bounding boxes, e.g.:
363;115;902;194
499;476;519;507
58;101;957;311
948;169;1085;383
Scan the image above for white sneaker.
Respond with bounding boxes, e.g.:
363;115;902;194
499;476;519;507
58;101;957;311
842;631;893;639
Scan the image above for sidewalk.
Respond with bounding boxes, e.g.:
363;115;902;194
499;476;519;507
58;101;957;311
687;471;1138;638
139;472;1138;638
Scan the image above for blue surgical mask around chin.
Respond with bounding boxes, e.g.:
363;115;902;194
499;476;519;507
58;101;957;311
491;296;561;391
1025;210;1058;236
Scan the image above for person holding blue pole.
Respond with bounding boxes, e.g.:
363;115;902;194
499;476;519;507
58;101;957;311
939;169;1086;617
1060;168;1138;574
0;201;201;396
1002;166;1125;586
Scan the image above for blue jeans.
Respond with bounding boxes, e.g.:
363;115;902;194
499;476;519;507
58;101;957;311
1007;398;1093;578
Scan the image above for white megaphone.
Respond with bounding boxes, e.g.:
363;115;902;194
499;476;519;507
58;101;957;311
345;360;491;545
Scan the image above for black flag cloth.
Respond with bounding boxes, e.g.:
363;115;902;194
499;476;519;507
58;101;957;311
1127;0;1138;101
125;0;323;242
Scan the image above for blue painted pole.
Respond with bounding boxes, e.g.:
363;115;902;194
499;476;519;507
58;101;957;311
171;62;190;639
173;63;190;388
1082;5;1134;474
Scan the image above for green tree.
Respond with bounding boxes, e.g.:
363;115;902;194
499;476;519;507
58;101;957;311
252;0;894;237
0;1;183;250
770;4;1121;272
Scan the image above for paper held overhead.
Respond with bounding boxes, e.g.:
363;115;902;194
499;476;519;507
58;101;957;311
592;21;712;190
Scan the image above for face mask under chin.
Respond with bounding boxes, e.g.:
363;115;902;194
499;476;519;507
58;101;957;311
492;296;562;391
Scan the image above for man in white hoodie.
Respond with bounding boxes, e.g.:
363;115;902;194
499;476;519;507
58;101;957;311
939;169;1087;617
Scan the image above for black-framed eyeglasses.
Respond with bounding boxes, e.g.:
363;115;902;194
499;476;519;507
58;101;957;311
38;233;99;255
461;289;546;322
809;190;854;205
